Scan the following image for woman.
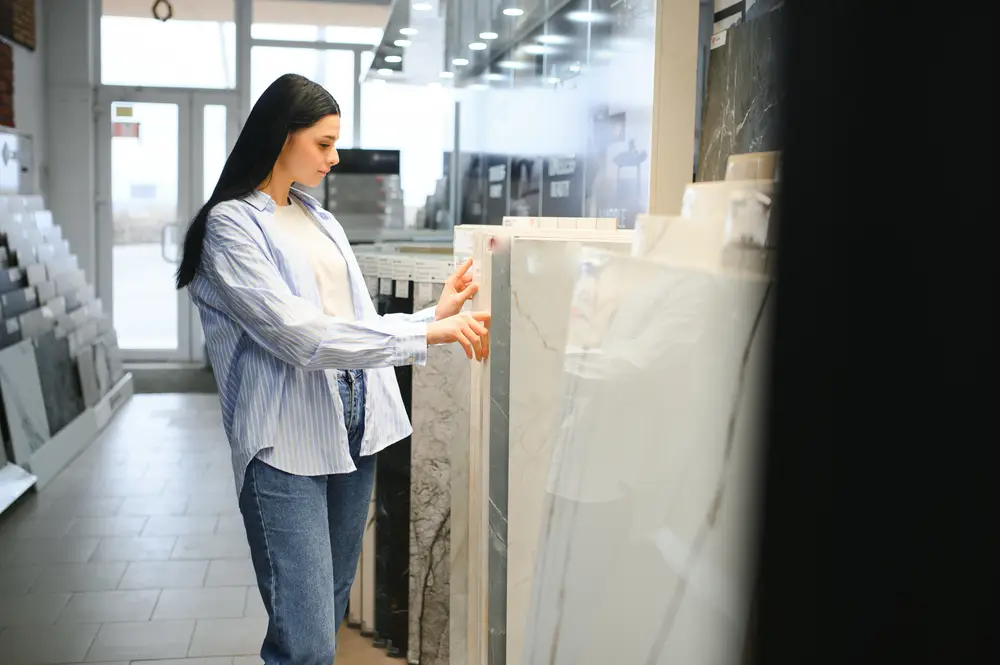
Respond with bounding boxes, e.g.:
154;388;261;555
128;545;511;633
175;73;489;664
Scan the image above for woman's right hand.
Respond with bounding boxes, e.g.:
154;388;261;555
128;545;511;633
427;311;491;361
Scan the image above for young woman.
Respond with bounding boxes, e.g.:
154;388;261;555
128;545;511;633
175;73;490;664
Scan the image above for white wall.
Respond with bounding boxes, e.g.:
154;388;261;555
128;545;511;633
6;0;46;195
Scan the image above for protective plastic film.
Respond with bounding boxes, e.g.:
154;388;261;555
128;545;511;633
522;248;774;665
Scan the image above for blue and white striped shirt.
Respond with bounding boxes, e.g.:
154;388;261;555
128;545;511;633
188;189;435;493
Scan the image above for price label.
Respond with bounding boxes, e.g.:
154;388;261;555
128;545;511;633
395;280;410;299
415;282;433;306
379;279;393;296
550;180;571;198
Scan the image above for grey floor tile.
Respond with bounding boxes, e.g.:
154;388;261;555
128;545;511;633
171;535;250;560
214;515;246;536
91;536;178;562
8;513;77;539
128;659;233;665
31;562;128;593
58;589;160;623
85;619;196;662
0;565;44;594
233;657;264;665
204;559;257;588
143;516;220;537
184;493;241;517
29;497;125;518
152;586;248;620
2;537;101;566
0;622;101;664
188;617;268;657
87;477;168;499
242;587;267;618
66;516;149;538
118;560;210;590
118;496;189;516
0;591;72;626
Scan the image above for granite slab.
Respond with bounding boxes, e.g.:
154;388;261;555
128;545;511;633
34;331;86;435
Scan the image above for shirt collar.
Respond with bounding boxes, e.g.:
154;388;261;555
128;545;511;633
240;187;325;216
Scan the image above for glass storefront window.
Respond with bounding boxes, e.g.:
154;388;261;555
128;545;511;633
251;47;357;148
253;1;386;44
101;14;236;89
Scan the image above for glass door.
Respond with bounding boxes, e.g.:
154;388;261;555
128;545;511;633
96;88;239;362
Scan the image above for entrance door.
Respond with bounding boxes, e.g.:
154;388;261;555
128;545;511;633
96;88;239;362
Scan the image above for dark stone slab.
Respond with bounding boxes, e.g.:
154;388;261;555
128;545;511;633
33;331;86;435
1;287;39;319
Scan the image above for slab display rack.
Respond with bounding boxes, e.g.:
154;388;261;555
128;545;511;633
325;149;405;244
0;194;133;513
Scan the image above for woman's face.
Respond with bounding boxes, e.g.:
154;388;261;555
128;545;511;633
277;114;341;188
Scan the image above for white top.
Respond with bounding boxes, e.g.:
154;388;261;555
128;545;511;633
271;199;357;322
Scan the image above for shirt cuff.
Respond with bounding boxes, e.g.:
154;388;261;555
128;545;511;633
391;322;429;366
410;306;437;323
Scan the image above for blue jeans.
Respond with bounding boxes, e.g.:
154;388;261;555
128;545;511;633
239;369;375;665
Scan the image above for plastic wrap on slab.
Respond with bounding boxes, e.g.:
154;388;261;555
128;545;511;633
724;151;780;181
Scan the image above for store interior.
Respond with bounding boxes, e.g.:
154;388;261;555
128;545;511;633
0;0;791;663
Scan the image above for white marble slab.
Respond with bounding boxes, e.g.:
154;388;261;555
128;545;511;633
522;248;773;665
0;339;51;463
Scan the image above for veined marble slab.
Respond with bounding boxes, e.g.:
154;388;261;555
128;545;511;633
409;281;462;665
0;339;51;463
451;225;633;665
522;248;773;665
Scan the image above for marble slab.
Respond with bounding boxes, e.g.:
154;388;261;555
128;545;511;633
362;482;377;636
522;249;773;665
76;343;101;408
697;3;785;182
1;286;38;319
0;340;51;462
408;282;461;665
375;282;416;658
0;317;21;350
0;267;27;296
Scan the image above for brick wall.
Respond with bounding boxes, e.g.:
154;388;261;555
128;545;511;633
0;40;12;128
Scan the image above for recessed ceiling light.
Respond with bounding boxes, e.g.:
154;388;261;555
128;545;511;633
566;10;608;23
440;71;455;78
548;77;561;85
394;39;412;47
538;34;571;45
502;8;524;16
429;81;442;88
485;73;505;81
400;28;418;36
378;68;393;76
371;78;387;85
522;44;554;55
412;2;432;10
469;42;487;51
480;31;499;40
569;63;582;73
452;58;469;66
497;60;530;70
385;55;402;63
469;83;488;91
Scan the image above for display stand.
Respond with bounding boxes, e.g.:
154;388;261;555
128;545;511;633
0;194;132;511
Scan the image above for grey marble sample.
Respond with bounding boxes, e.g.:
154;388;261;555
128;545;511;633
0;340;51;462
522;250;773;665
0;317;21;350
76;343;101;408
408;282;462;665
0;266;27;295
34;331;86;436
696;3;785;182
1;286;38;319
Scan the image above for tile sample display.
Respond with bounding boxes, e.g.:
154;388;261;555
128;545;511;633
409;281;462;665
0;340;51;461
696;3;785;182
522;249;773;665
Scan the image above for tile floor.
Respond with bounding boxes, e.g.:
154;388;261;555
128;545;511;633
0;393;402;665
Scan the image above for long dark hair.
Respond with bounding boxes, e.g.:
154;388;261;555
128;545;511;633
175;73;340;289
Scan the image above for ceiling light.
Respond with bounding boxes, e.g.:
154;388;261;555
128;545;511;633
378;68;393;76
569;63;582;73
400;28;418;36
385;55;402;63
548;77;561;85
429;81;442;88
469;83;488;91
502;8;524;17
452;57;469;66
485;73;505;81
566;10;609;23
412;2;433;10
522;44;554;55
538;34;571;45
371;78;387;85
497;60;530;70
440;71;455;78
394;39;412;47
480;31;499;40
469;42;487;51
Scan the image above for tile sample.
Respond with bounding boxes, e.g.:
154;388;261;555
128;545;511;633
34;331;86;435
522;250;773;665
0;339;51;461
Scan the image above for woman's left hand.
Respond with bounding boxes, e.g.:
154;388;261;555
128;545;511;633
435;258;479;321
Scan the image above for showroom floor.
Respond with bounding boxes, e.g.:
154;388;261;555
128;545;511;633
0;393;400;665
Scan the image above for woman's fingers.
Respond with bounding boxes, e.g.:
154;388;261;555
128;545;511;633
464;324;484;361
455;328;474;359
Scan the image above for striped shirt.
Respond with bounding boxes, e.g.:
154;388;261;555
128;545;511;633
188;188;434;493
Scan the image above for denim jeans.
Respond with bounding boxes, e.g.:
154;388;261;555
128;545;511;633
239;369;375;665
